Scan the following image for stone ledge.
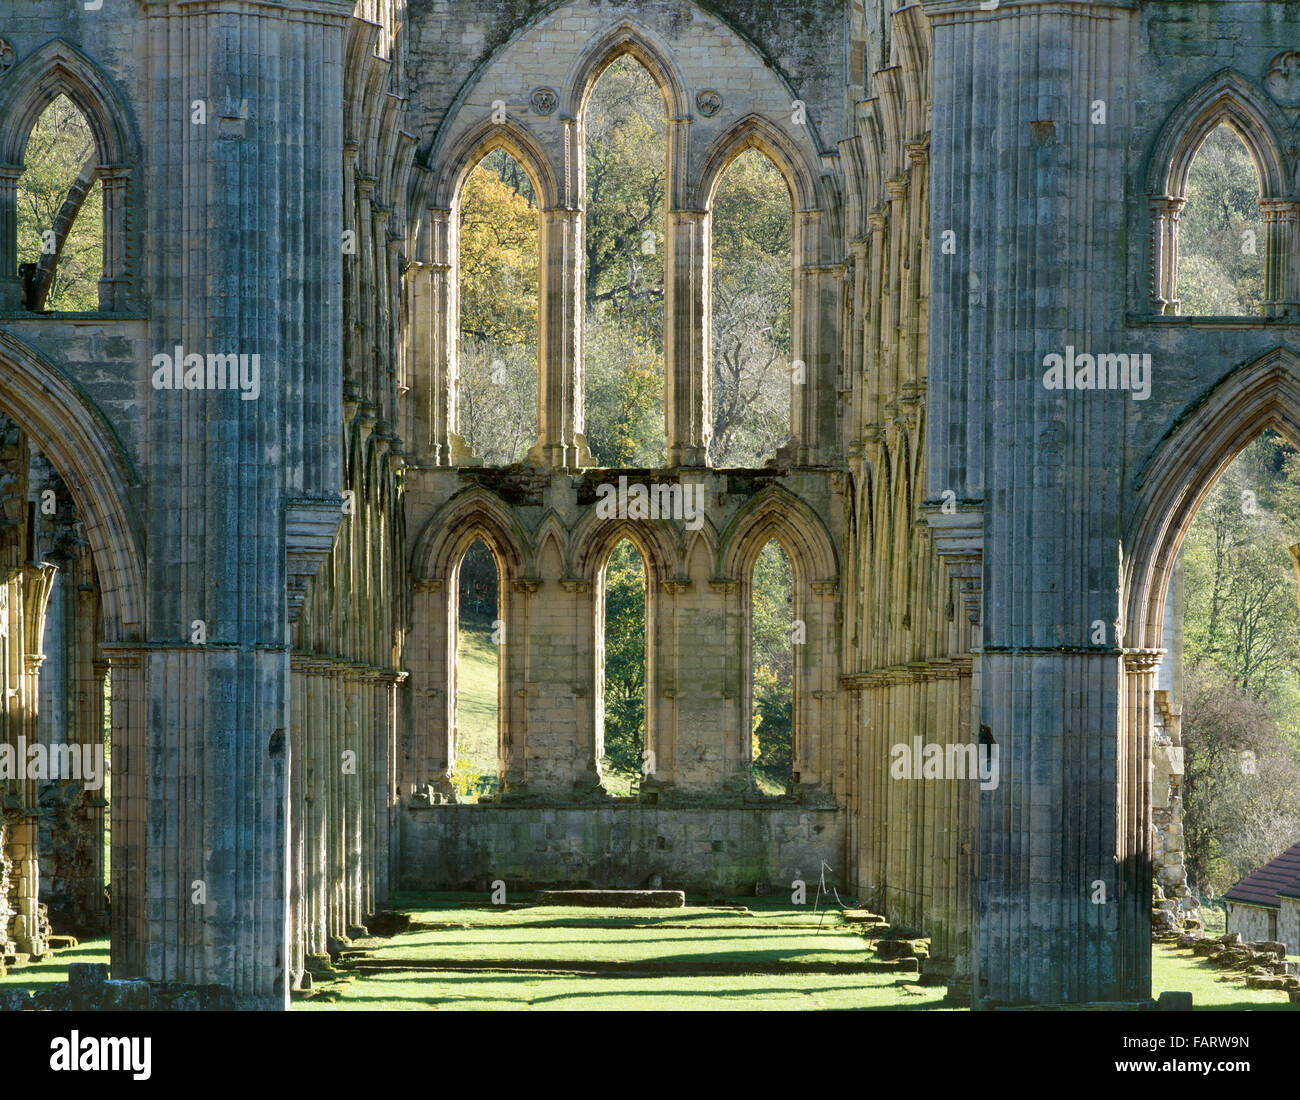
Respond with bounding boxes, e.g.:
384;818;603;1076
534;889;686;908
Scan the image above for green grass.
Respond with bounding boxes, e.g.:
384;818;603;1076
0;938;109;992
296;968;951;1011
386;892;852;927
1152;942;1297;1010
298;897;953;1011
367;925;871;967
3;915;1292;1013
1197;899;1227;936
453;623;499;799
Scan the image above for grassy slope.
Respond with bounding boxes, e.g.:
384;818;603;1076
454;625;499;789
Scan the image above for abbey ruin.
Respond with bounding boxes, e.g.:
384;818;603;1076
0;0;1292;1009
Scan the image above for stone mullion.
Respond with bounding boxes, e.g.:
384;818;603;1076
665;209;710;466
793;211;840;466
97;164;131;311
0;164;22;309
424;210;456;463
1260;200;1298;317
1148;196;1183;315
530;209;584;469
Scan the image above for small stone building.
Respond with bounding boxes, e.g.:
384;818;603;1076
1224;841;1300;953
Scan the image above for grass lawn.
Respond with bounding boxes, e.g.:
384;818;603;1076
299;897;955;1011
3;905;1293;1013
1151;942;1296;1010
297;968;951;1011
453;625;499;798
0;938;109;993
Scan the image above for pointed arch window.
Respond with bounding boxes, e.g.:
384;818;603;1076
455;149;540;465
1148;76;1295;317
0;43;137;313
15;95;102;312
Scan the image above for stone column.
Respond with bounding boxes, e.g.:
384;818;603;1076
665;209;710;466
139;0;350;1006
104;646;145;978
97;163;131;312
1148;196;1184;315
926;0;1143;1007
1260;199;1299;317
1119;650;1159;994
0;164;23;310
793;579;838;793
529;209;586;469
793;214;841;466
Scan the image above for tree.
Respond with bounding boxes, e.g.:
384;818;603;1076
583;56;666;343
1182;434;1300;697
1181;668;1300;894
601;541;647;782
710;150;793;466
710;252;792;467
583;314;665;467
751;541;793;789
1178;125;1265;316
456;151;539;462
1179;431;1300;894
16;95;102;312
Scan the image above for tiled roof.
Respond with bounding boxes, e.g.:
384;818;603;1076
1224;840;1300;909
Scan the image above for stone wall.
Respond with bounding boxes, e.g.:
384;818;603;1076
1226;902;1276;945
400;803;843;894
1280;897;1300;956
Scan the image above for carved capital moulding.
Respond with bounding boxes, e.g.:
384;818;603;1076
0;39;15;76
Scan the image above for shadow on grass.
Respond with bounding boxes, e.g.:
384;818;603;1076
0;940;110;994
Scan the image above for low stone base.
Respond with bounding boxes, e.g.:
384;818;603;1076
400;801;844;896
0;962;241;1011
535;889;685;908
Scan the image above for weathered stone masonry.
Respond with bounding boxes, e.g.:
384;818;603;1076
3;0;1293;1009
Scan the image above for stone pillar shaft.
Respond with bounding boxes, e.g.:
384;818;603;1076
665;209;710;466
